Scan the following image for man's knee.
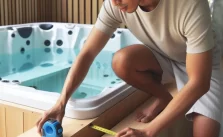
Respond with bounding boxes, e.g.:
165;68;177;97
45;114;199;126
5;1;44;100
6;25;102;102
112;44;163;82
192;113;220;137
112;48;131;79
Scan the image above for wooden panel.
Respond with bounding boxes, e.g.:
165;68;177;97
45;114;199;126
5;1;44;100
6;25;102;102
52;0;57;22
4;0;8;25
16;0;20;24
103;98;192;137
22;0;26;23
12;0;16;24
74;90;150;137
31;0;34;22
0;0;126;26
38;0;42;21
44;0;47;21
45;0;49;22
25;0;28;22
85;0;91;24
35;0;38;22
67;0;72;23
42;0;46;21
6;106;24;137
29;0;32;22
26;0;29;22
50;0;53;21
8;0;12;25
92;0;98;24
73;0;79;23
57;0;62;22
24;111;41;132
19;0;23;23
79;0;85;24
0;0;4;25
0;105;6;137
62;0;67;22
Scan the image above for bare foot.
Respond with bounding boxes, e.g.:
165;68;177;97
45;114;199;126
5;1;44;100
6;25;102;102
136;95;172;123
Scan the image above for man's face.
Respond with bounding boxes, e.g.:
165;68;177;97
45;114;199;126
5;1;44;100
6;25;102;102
111;0;140;13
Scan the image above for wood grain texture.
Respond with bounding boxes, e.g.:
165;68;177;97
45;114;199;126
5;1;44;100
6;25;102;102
0;105;6;137
5;106;24;137
103;83;193;137
0;0;5;25
73;0;79;23
79;0;85;24
0;102;42;137
51;0;57;22
102;98;193;137
26;0;29;22
16;0;20;23
92;0;98;24
7;0;12;24
34;0;38;22
0;0;126;28
22;0;26;23
23;111;41;132
62;0;67;22
12;0;16;24
85;0;91;24
4;0;8;25
57;0;62;22
67;0;73;23
19;0;23;23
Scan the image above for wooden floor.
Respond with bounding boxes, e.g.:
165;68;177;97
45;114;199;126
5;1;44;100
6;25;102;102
103;83;193;137
16;82;194;137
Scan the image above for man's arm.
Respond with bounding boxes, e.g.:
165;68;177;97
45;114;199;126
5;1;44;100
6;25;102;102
57;27;111;107
146;50;212;136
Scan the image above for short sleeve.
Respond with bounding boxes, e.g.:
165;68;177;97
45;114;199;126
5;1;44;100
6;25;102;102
94;0;122;37
184;0;215;53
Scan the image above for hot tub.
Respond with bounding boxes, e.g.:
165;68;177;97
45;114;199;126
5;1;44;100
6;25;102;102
0;23;142;119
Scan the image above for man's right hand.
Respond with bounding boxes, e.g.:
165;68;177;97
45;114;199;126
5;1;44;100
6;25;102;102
36;103;65;136
35;27;111;136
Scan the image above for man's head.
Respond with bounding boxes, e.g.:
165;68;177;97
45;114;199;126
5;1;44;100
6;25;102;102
111;0;141;13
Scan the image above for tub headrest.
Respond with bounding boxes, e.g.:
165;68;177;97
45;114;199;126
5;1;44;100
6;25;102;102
17;27;33;38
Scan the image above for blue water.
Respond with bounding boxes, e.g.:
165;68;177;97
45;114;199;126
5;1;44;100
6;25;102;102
0;48;122;99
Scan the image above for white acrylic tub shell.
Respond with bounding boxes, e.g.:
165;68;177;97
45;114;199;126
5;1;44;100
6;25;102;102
0;82;136;119
0;22;142;119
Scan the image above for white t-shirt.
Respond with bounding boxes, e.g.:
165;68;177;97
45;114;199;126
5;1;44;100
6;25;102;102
95;0;220;64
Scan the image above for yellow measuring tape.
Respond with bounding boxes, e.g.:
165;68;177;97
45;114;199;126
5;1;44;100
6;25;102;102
89;124;117;136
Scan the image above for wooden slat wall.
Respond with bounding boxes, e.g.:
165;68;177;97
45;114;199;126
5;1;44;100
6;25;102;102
0;105;6;137
0;104;41;137
0;0;39;25
58;0;105;24
0;0;126;27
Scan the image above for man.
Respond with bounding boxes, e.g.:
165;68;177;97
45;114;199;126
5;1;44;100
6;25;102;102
36;0;223;137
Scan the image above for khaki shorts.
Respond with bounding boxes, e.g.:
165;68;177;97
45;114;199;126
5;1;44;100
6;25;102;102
149;47;223;123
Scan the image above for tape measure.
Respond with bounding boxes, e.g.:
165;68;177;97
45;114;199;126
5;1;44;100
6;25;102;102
42;120;63;137
90;124;117;136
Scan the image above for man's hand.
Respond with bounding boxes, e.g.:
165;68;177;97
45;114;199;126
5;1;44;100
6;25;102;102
36;103;65;136
116;127;155;137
